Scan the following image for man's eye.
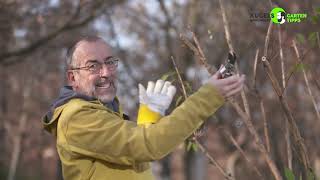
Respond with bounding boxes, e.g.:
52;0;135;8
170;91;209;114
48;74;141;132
88;64;100;70
105;61;113;65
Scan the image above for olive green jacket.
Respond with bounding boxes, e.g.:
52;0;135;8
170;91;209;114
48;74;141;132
42;84;224;180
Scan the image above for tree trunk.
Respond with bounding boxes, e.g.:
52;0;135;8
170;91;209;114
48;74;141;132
185;149;207;180
7;79;32;180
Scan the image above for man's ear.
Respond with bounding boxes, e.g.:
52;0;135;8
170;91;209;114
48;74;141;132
66;71;76;86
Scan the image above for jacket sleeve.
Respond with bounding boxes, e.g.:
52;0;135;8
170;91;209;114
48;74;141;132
59;84;224;165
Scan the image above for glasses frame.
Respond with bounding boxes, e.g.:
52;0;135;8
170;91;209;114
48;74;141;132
69;57;119;74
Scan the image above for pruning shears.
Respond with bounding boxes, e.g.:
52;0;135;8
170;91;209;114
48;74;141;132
219;52;236;78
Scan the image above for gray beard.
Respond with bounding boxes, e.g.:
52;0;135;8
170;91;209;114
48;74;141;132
76;82;117;103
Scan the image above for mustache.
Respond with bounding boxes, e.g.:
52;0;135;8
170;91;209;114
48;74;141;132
94;77;116;86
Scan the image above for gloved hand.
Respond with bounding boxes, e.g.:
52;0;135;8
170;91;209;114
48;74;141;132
137;80;176;126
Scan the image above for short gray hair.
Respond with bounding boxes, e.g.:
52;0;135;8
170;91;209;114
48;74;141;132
66;36;105;69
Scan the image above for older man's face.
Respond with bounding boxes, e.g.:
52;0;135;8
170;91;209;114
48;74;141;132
68;40;118;103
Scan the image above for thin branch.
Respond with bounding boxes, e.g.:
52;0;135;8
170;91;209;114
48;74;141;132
278;27;285;89
218;0;234;53
224;131;264;179
253;49;259;89
225;151;240;178
240;87;251;118
281;47;314;96
180;34;215;75
260;98;270;153
252;49;271;153
261;57;311;176
230;101;282;180
185;28;253;140
217;2;274;176
218;0;251;120
278;26;293;170
191;30;206;62
157;0;171;25
292;40;320;121
171;56;233;180
263;21;273;57
285;117;292;170
181;30;282;180
194;138;233;180
262;57;282;96
316;32;320;49
181;4;282;177
157;0;173;49
171;56;188;99
157;0;177;71
312;75;320;92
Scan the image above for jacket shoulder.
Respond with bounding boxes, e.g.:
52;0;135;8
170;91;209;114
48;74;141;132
66;98;101;108
57;99;104;131
62;99;105;115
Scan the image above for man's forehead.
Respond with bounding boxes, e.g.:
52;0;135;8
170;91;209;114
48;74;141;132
73;40;113;64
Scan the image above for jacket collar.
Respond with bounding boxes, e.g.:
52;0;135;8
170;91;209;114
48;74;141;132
43;86;119;123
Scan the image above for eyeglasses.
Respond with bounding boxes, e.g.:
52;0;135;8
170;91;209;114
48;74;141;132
69;57;119;73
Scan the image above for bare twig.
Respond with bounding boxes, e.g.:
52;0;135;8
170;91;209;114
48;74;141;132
218;0;251;120
316;32;320;49
157;0;176;59
252;49;271;153
186;17;283;178
194;138;233;180
181;29;282;180
240;88;251;118
190;30;207;62
171;56;233;180
171;56;187;99
263;59;282;96
253;49;259;89
278;27;285;89
312;75;320;92
263;21;273;57
281;47;314;96
285;119;292;169
261;57;311;176
218;0;234;53
226;151;240;178
218;2;280;178
278;26;293;170
292;40;320;121
224;131;264;178
230;101;282;180
180;34;215;75
260;98;270;153
181;3;282;178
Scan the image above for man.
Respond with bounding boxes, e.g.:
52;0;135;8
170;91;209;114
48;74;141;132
43;36;245;180
277;11;286;24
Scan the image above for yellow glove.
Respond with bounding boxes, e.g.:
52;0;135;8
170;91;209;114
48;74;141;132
137;80;176;126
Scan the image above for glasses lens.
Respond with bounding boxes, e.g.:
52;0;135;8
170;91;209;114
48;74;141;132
88;63;102;72
105;58;119;67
